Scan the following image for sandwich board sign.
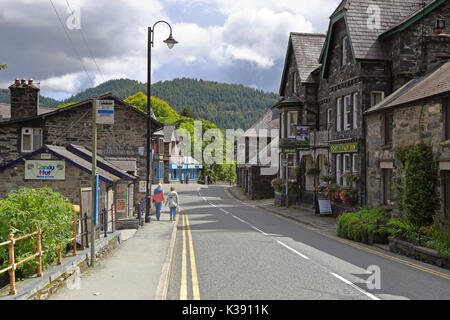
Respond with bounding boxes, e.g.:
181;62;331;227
96;100;114;124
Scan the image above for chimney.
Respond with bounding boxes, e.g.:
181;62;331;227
9;78;40;120
420;34;450;75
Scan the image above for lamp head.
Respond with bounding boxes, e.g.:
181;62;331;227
163;34;178;49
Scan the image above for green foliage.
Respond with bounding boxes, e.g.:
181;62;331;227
0;188;76;278
337;208;390;244
180;105;195;118
429;215;450;258
124;91;180;125
402;143;438;227
0;64;6;70
57;102;78;109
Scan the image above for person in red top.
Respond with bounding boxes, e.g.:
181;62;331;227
152;183;165;221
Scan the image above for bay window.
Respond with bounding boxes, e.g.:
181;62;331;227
287;111;298;138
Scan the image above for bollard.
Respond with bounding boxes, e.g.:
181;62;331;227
8;233;16;295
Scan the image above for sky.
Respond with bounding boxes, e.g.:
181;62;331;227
0;0;341;100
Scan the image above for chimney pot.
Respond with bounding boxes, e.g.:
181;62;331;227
15;78;20;85
28;79;34;86
21;78;26;85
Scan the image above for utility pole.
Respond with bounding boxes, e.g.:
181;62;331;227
91;94;98;267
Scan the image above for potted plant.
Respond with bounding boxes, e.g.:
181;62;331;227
343;173;359;185
321;175;334;183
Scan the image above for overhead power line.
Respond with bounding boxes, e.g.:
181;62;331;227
65;0;107;84
48;0;96;88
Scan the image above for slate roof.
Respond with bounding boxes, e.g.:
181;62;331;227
0;103;55;121
346;0;432;60
280;33;325;95
0;93;163;131
67;144;138;180
162;125;177;142
243;108;280;137
321;0;435;63
365;61;450;114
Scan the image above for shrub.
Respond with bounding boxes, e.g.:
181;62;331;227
402;143;438;227
429;215;450;259
337;208;390;244
0;188;76;278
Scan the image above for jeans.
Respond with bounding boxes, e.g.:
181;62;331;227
170;207;177;219
155;202;162;219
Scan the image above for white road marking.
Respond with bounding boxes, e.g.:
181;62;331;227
202;197;207;201
276;240;310;260
209;202;217;208
330;272;380;301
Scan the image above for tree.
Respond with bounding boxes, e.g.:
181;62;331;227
0;64;6;71
181;105;195;118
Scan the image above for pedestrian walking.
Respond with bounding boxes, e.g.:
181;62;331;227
165;186;180;221
152;183;165;221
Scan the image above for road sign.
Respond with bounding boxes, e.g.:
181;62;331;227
281;160;288;166
96;100;114;124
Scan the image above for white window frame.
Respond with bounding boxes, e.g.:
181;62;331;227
352;153;358;173
342;36;348;66
337;98;342;132
344;95;351;130
327;109;332;128
343;154;351;186
353;92;359;129
371;91;385;107
287;111;298;138
21;128;42;153
336;154;342;186
287;153;297;182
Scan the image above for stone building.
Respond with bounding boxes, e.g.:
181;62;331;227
0;145;137;220
365;61;450;216
237;107;279;199
0;79;163;213
273;0;450;213
274;32;326;206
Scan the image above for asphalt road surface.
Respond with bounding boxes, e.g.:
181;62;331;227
167;185;450;300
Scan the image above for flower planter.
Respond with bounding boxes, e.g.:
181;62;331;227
274;191;297;206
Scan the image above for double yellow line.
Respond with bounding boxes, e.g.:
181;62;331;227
180;214;200;300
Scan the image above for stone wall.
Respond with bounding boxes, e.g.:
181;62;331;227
248;166;275;200
385;0;450;90
366;97;445;211
0;152;108;208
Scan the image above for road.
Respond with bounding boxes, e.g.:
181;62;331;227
168;185;450;300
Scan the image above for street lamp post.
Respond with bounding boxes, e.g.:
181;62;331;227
146;21;178;223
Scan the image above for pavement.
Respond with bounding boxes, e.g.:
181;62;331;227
49;207;177;300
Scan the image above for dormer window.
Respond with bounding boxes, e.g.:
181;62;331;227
21;128;43;153
342;36;349;66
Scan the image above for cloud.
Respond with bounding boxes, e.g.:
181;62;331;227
0;0;340;97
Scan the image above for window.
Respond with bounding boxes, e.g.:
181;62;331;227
353;93;359;129
342;36;348;66
159;161;164;179
287;111;298;138
383;169;393;205
343;154;351;186
371;91;385;107
281;113;286;139
384;112;394;145
344;95;351;130
352;154;358;173
337;98;343;131
336;154;342;185
293;72;298;94
287;153;297;182
327;109;332;128
280;156;285;180
21;128;42;153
